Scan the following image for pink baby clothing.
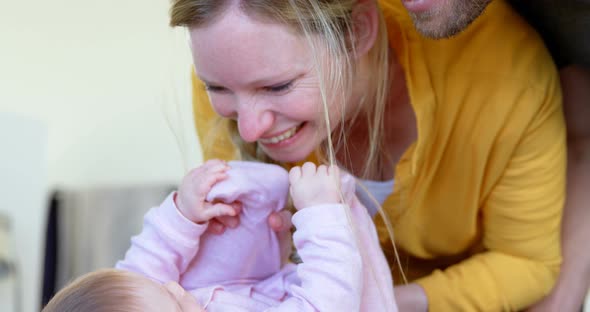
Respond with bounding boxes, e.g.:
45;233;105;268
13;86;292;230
187;161;292;288
116;161;397;311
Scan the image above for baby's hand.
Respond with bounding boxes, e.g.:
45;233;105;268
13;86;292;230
289;162;341;210
175;159;239;224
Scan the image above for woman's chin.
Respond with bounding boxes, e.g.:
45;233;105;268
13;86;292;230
259;124;322;163
262;149;312;164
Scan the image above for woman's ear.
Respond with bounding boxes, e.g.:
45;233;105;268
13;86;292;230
351;0;379;58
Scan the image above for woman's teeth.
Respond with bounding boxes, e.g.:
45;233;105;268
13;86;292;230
259;126;300;144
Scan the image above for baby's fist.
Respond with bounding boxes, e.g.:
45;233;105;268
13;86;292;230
289;163;341;210
176;159;237;223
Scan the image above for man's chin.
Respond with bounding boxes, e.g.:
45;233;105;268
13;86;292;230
407;0;493;39
410;14;467;39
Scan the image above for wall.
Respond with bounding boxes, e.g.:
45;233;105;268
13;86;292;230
0;1;199;311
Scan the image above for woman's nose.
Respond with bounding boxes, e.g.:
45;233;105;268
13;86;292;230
236;104;275;143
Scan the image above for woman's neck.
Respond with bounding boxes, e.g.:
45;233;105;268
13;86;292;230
335;59;416;181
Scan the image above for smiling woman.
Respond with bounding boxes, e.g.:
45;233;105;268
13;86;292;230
184;1;391;179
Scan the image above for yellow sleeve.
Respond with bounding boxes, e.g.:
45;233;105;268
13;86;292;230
191;71;237;161
416;80;566;311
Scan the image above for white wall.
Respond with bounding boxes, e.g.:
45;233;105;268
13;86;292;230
0;0;200;188
0;1;200;311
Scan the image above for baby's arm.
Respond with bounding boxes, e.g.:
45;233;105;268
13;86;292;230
268;163;363;311
117;159;239;282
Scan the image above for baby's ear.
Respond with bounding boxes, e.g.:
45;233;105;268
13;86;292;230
164;281;205;312
164;281;185;300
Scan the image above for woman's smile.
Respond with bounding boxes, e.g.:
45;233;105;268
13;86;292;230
258;122;307;148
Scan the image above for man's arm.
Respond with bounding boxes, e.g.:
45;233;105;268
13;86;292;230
414;71;566;311
529;65;590;312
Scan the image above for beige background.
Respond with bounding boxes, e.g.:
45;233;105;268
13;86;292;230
0;1;200;311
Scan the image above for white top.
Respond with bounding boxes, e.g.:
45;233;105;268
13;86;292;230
355;178;395;217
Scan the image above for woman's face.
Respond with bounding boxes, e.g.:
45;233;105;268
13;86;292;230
189;8;348;163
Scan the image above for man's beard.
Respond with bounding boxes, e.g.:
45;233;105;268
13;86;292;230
408;0;493;39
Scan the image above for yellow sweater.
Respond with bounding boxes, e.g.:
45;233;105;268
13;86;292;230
191;0;566;310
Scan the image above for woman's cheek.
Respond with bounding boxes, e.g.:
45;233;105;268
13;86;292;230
209;96;235;119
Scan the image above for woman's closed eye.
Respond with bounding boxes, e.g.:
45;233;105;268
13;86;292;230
264;80;294;93
204;84;228;93
204;80;294;93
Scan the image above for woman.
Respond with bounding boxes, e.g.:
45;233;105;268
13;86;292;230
172;0;566;310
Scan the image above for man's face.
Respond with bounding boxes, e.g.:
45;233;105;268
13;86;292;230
400;0;493;38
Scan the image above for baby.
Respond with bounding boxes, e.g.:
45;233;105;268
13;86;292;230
43;160;396;311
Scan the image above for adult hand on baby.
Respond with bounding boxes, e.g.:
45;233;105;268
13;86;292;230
175;159;241;224
289;162;341;210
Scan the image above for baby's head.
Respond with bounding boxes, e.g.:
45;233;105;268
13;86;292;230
43;269;202;312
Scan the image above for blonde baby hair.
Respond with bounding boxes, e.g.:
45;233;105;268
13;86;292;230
42;269;166;312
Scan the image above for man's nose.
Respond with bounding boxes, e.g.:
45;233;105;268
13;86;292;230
236;102;275;143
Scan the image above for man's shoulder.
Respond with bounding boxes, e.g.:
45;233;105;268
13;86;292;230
405;0;560;96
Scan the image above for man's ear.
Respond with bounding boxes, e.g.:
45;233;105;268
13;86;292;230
351;0;379;58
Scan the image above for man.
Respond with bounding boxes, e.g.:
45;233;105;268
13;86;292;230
400;0;590;310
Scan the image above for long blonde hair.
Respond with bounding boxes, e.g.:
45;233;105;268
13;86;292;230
170;0;404;283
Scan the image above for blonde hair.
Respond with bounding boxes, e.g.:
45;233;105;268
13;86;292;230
170;0;404;283
42;269;159;312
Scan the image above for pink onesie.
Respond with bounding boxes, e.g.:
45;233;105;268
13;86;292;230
116;161;397;311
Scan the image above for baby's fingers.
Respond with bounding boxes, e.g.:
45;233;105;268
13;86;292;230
202;159;228;170
289;166;302;183
196;171;228;196
301;162;317;176
204;160;229;174
206;202;241;232
328;165;340;179
189;160;227;178
203;202;238;220
317;164;329;175
206;219;226;235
